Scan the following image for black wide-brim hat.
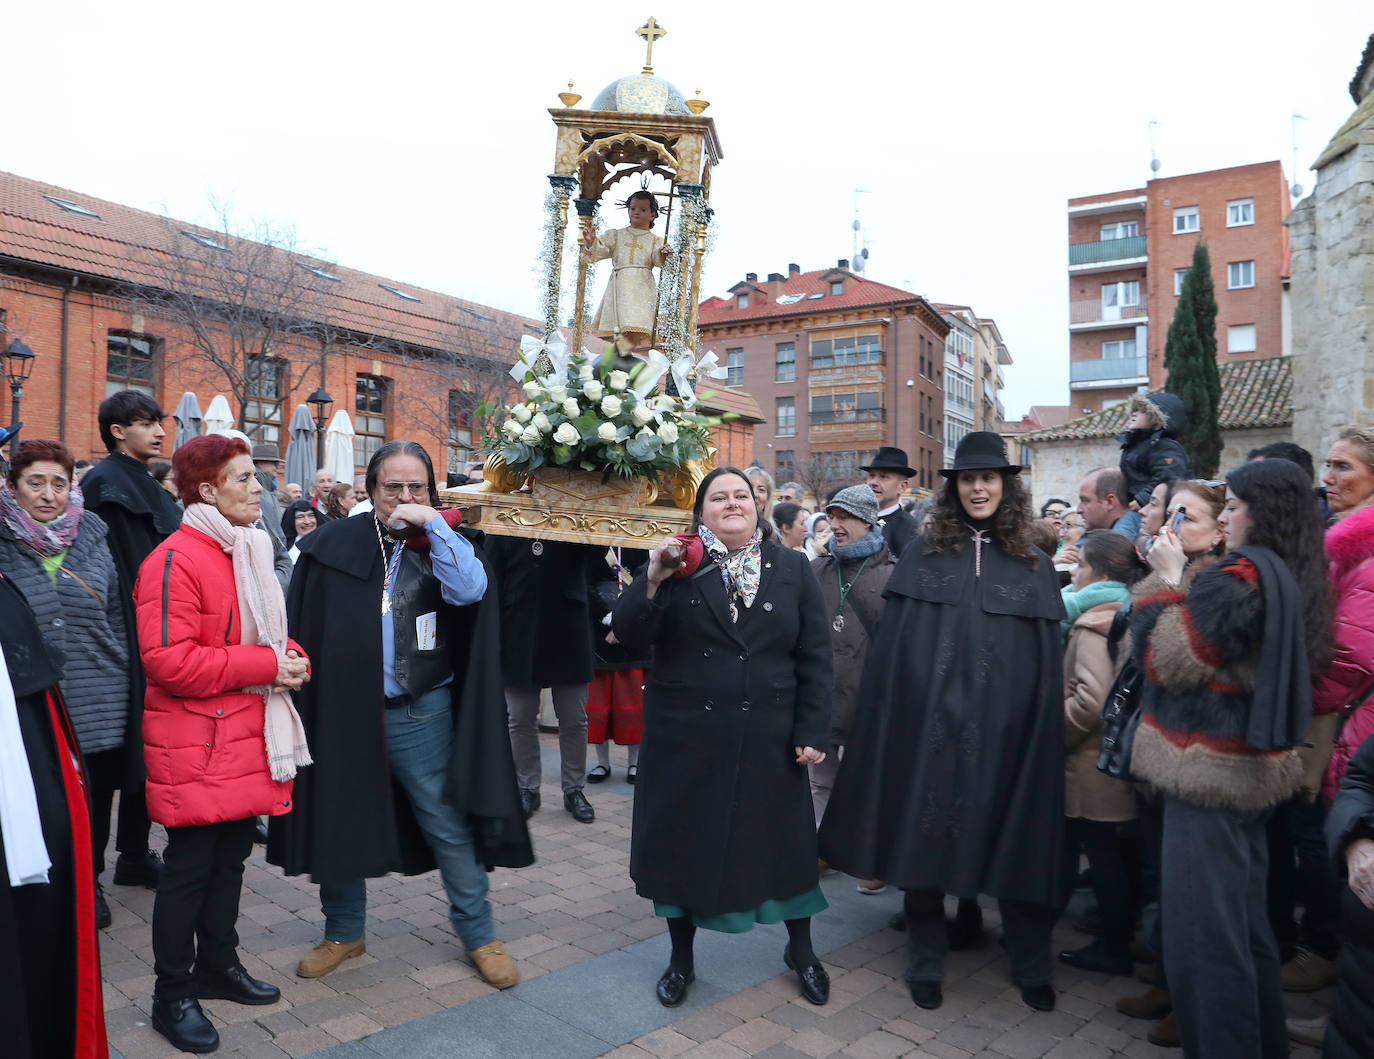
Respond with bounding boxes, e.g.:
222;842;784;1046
939;430;1021;477
858;445;916;478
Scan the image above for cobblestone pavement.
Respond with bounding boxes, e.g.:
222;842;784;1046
101;734;1327;1058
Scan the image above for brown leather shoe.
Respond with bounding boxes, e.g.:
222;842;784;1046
296;937;366;978
1147;1010;1182;1048
1115;986;1171;1020
469;940;519;989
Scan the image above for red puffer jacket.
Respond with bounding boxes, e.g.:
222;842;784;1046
135;525;302;826
1318;504;1374;800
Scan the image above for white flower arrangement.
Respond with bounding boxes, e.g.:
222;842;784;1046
482;348;716;484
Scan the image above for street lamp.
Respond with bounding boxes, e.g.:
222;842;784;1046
306;387;334;471
2;339;36;452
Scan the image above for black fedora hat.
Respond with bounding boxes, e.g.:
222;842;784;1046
858;446;916;478
939;431;1021;477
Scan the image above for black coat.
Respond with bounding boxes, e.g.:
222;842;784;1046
818;530;1068;906
880;504;917;558
588;548;651;671
1118;392;1189;509
79;451;182;791
612;540;832;916
267;514;533;882
487;536;596;687
1326;734;1374;1059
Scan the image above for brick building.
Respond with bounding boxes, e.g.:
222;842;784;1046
1067;161;1290;413
0;170;759;476
697;261;951;495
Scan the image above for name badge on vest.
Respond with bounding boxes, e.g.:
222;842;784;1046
416;612;438;651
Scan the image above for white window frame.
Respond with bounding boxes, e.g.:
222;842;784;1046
1227;260;1255;290
1100;281;1140;320
1227;324;1257;354
1226;198;1254;227
1102;339;1137;360
1173;206;1200;234
1174;269;1188;296
1099;221;1139;240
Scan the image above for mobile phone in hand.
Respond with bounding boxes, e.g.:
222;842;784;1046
1170;506;1187;534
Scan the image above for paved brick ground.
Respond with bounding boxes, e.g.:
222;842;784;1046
100;734;1328;1058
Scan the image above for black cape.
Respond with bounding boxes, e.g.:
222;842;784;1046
267;514;533;881
818;529;1068;906
486;537;596;687
880;505;918;558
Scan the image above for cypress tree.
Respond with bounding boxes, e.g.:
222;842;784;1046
1163;260;1223;476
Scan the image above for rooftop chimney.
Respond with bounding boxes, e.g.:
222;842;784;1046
837;259;849;270
745;272;757;283
788;263;800;275
766;272;784;282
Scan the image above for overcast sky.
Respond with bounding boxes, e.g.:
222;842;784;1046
2;2;1368;417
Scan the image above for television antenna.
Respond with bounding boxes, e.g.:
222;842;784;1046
1291;113;1310;198
1148;120;1162;181
852;188;871;273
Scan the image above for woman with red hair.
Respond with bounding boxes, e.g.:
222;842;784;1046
134;434;313;1053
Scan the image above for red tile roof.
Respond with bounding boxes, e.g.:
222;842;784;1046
1021;357;1292;443
698;266;944;328
0;170;540;357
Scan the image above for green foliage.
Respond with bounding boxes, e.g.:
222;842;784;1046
1163;254;1223;477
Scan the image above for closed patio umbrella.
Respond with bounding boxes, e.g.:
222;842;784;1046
323;409;357;485
203;394;234;436
284;404;317;492
171;392;203;450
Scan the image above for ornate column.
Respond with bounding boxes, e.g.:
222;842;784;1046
570;196;599;357
544;174;578;344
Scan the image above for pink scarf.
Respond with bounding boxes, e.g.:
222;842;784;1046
0;482;85;556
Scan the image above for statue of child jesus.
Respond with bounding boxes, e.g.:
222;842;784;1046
582;190;672;354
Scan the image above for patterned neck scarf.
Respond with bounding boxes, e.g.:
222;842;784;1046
0;482;85;557
697;524;763;618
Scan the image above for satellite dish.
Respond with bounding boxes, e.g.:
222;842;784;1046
860;248;869;259
852;256;865;273
1292;182;1304;197
1150;158;1161;173
852;219;861;231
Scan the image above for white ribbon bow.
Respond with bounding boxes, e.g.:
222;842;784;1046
669;350;728;409
629;349;671;401
509;335;571;383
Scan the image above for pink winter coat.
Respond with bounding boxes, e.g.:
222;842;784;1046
135;525;304;826
1318;504;1374;801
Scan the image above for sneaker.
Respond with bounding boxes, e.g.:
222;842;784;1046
1281;946;1339;992
1286;1013;1329;1048
856;879;888;895
296;937;366;978
468;940;519;989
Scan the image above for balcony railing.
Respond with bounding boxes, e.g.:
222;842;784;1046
810;409;886;425
1069;355;1149;385
1070;300;1148;325
809;350;885;370
983;377;996;402
1068;235;1147;267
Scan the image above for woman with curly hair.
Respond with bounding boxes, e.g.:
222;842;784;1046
1128;459;1331;1058
820;432;1068;1013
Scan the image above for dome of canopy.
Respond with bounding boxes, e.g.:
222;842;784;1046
590;74;689;115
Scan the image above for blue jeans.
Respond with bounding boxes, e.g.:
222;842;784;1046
319;687;493;950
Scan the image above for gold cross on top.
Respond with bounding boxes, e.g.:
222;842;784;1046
637;16;666;73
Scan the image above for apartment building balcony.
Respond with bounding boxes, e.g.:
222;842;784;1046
1068;235;1147;274
808;359;885;387
1069;354;1149;389
983;377;996;403
809;409;886;426
1069;300;1150;331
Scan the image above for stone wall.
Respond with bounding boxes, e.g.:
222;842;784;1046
1289;111;1374;454
1028;426;1291;508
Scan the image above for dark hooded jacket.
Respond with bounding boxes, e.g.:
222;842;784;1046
1118;392;1189;509
1325;732;1374;1059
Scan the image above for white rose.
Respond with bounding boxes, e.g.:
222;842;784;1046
547;384;568;403
562;398;580;418
502;419;523;439
658;421;679;444
578;361;594;380
607;369;629;391
553;422;580;445
582;379;604;401
532;412;552;433
601;395;623;417
597;422;618;443
520;425;542;445
511;403;533;423
651;395;677;412
631;405;653;427
522;380;542;398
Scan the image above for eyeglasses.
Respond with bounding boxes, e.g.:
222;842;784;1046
378;481;428;498
1197;479;1226;489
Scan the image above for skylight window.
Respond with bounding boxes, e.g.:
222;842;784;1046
379;283;421;303
44;195;100;219
182;230;230;252
460;306;495;322
776;294;804;305
297;263;342;282
807;292;824;300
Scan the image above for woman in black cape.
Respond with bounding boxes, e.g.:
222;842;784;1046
819;432;1067;1013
